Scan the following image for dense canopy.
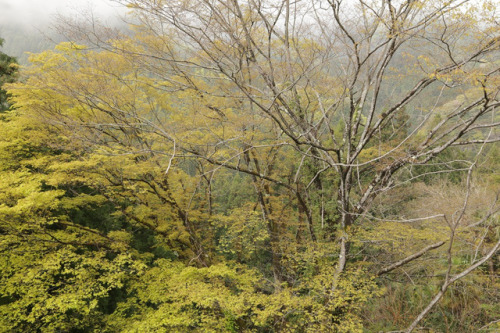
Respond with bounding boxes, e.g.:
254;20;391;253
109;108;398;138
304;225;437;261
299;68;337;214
1;0;499;332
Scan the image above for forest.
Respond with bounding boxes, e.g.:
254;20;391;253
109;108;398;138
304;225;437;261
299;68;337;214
0;0;499;332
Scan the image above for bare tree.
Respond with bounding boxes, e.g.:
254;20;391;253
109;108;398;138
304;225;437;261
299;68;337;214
96;0;500;276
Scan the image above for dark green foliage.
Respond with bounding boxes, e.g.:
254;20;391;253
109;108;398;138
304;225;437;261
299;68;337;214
0;37;18;112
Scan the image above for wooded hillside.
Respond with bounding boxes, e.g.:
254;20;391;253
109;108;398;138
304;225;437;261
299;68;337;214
1;0;499;332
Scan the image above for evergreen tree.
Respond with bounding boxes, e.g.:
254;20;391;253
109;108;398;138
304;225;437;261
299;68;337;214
0;37;18;112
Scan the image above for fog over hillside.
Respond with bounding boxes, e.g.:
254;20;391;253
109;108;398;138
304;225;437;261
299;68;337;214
0;0;126;64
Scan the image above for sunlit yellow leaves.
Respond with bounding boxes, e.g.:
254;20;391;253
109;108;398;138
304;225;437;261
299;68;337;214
1;0;498;330
0;247;145;332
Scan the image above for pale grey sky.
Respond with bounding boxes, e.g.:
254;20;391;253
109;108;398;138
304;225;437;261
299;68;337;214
0;0;127;63
0;0;125;28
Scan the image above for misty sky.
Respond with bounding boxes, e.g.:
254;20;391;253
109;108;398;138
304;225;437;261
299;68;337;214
0;0;125;29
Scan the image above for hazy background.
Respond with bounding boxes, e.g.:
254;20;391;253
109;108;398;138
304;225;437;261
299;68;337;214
0;0;126;63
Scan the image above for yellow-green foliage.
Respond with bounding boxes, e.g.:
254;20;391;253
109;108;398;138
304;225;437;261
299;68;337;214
0;52;380;333
105;260;380;333
0;248;144;332
0;94;380;332
2;6;498;329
